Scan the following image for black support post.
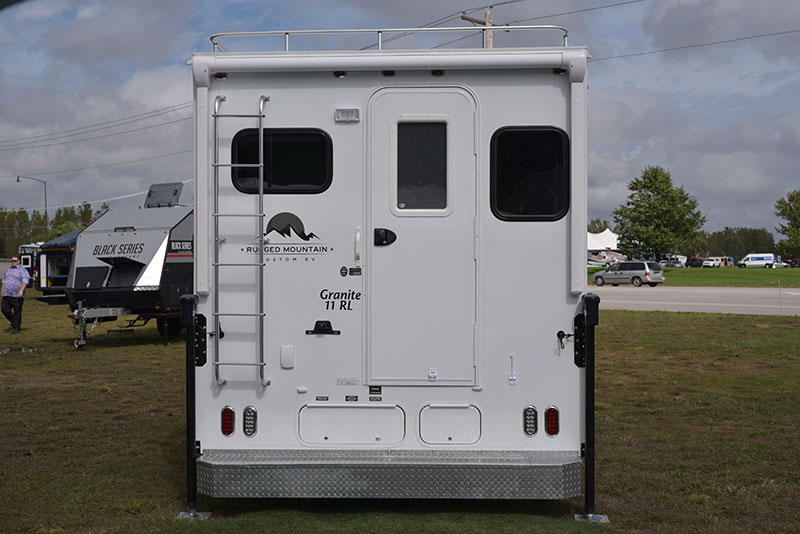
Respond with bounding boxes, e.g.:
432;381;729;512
583;293;599;515
575;293;608;522
180;294;198;513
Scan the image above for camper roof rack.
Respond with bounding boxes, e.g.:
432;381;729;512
209;25;569;53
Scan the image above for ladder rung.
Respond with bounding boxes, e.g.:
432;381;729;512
213;362;267;367
213;262;265;267
214;312;267;317
213;163;263;168
213;113;265;118
213;213;265;218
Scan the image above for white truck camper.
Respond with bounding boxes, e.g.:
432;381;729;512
184;25;601;519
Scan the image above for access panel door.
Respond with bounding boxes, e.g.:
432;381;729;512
367;87;476;385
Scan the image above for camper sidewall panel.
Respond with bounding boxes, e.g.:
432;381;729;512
194;68;584;454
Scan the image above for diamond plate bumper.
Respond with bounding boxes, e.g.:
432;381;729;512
197;449;582;499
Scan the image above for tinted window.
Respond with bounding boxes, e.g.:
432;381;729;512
231;129;332;194
490;126;569;221
397;122;447;210
647;262;662;271
630;262;645;270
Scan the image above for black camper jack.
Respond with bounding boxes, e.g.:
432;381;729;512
71;302;183;349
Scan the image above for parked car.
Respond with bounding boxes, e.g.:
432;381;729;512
591;261;665;287
702;258;721;268
789;258;800;268
772;260;789;268
686;258;705;268
666;259;684;268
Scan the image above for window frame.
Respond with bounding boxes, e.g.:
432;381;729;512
390;115;454;218
489;126;570;222
230;127;333;195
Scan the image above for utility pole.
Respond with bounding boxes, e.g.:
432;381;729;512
461;10;493;48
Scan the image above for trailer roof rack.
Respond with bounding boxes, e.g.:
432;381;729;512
209;25;570;53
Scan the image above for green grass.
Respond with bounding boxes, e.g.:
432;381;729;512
588;266;800;287
1;294;799;533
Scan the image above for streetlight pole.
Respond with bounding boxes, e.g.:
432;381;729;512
16;175;48;237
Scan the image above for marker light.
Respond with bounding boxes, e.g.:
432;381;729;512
545;406;559;436
221;406;235;436
523;405;538;436
243;406;257;437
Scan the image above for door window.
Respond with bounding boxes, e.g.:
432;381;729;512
397;122;447;210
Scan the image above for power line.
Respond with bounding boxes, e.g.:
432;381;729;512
0;116;192;151
0;102;192;146
590;28;800;62
1;148;192;179
430;0;646;49
360;0;534;49
504;0;645;24
1;179;192;213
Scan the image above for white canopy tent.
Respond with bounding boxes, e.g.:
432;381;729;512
587;228;618;250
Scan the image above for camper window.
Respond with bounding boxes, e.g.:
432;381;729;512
397;122;447;210
231;128;332;194
490;126;569;221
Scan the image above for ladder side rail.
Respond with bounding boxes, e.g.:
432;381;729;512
257;95;268;387
212;95;225;385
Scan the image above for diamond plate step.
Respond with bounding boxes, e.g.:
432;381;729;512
197;449;582;499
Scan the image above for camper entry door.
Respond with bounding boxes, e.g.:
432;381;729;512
366;87;477;386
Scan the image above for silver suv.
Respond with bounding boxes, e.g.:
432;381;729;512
592;261;665;287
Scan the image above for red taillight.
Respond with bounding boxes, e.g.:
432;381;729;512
545;406;559;436
221;406;235;436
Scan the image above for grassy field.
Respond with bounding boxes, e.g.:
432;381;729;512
588;266;800;287
1;294;798;533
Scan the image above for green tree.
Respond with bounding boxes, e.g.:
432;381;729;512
705;227;774;260
613;165;706;260
587;218;612;233
775;189;800;258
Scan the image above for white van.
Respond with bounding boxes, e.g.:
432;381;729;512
737;253;776;268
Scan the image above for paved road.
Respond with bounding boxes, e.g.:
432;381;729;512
592;285;800;316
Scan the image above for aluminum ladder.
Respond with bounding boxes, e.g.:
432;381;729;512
211;94;270;387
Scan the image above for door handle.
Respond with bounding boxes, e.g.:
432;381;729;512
374;228;397;246
355;226;361;267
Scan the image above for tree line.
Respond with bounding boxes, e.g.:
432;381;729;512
0;203;107;258
591;165;800;261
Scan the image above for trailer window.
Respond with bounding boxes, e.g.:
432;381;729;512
397;122;447;210
231;129;332;194
490;127;569;221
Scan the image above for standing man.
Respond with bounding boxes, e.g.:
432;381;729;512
2;256;30;334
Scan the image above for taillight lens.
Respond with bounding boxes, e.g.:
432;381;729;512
243;406;257;437
545;406;559;436
523;405;538;436
221;406;235;436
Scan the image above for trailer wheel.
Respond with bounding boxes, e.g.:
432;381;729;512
157;317;183;337
594;276;605;287
632;277;643;287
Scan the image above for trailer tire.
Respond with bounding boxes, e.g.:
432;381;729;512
632;277;643;287
594;277;605;287
157;317;183;337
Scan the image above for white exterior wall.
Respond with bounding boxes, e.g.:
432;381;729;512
193;53;587;454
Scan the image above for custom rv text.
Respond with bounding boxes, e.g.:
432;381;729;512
92;243;145;256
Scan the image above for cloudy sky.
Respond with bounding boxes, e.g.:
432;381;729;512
0;0;798;237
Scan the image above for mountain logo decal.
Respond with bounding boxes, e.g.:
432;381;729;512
265;212;319;241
